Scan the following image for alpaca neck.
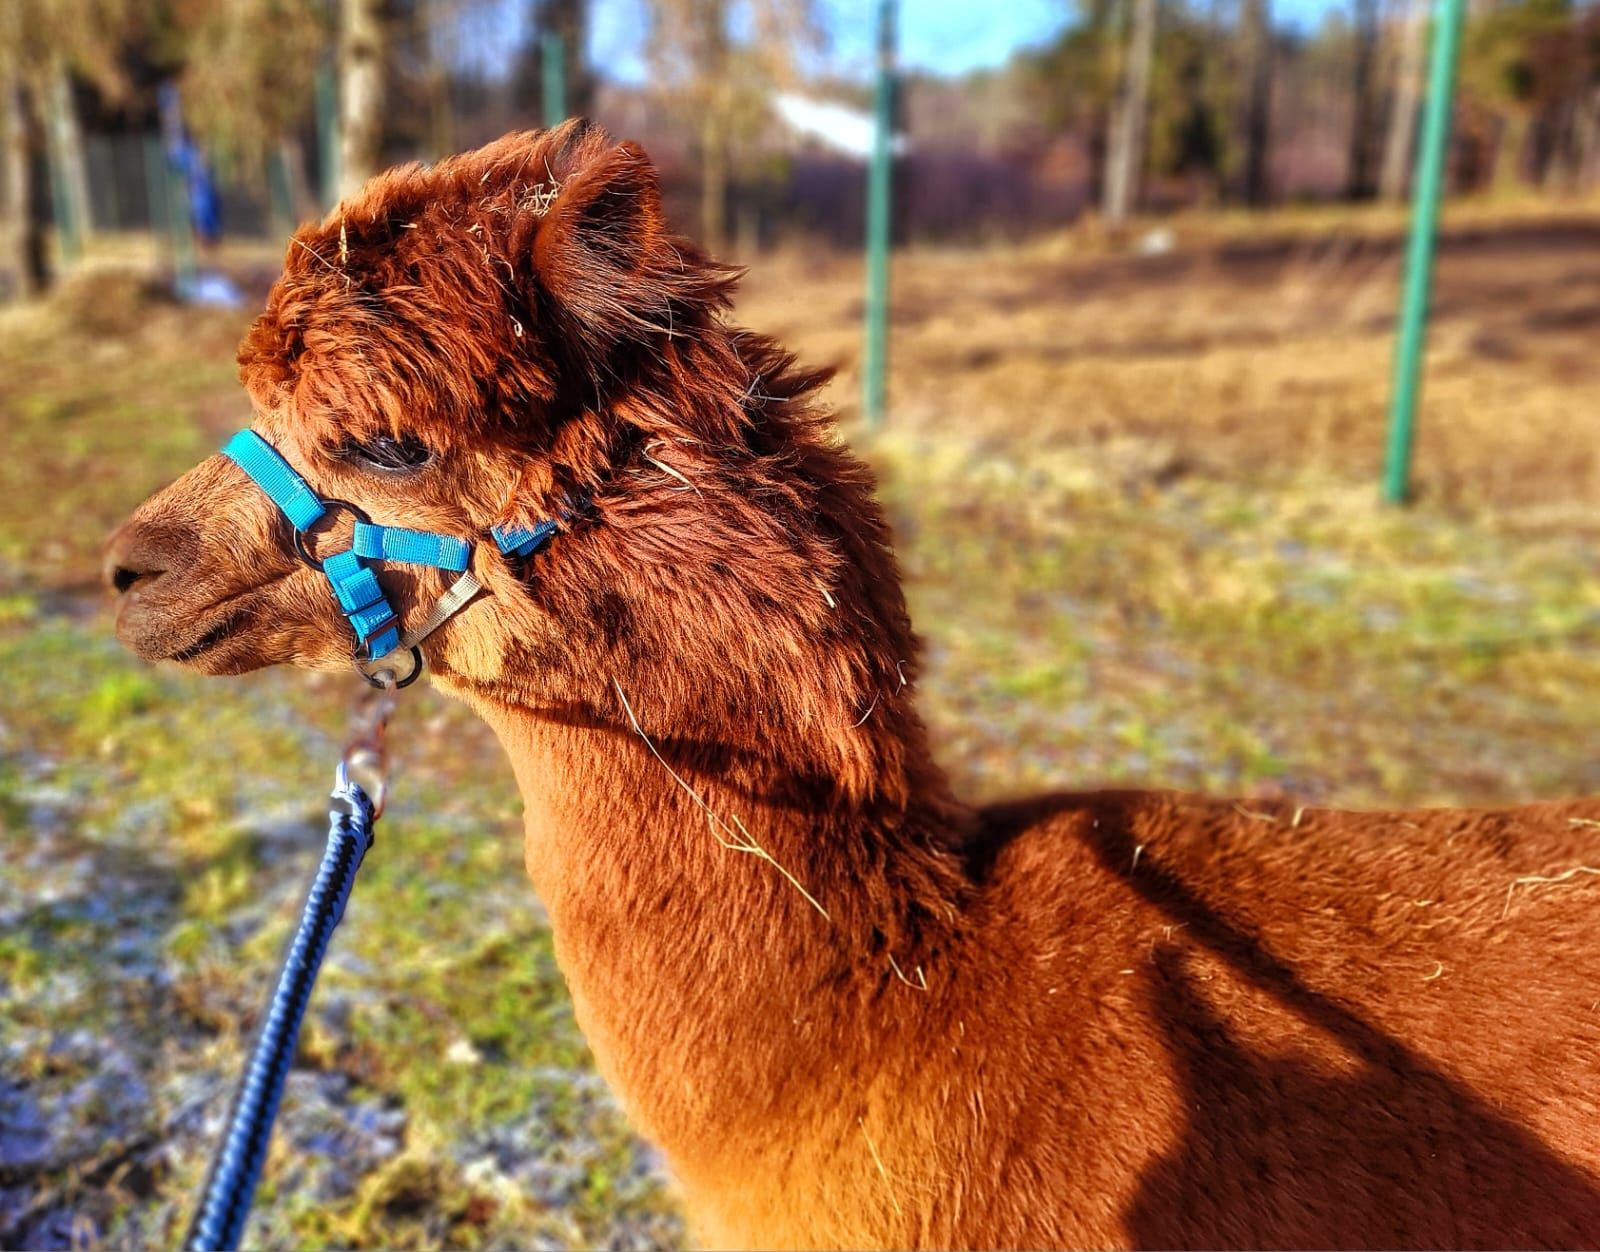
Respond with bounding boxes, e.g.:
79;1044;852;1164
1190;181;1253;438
459;682;972;1210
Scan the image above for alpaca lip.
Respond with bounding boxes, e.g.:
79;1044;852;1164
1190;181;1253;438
159;573;290;663
170;608;250;662
114;570;293;668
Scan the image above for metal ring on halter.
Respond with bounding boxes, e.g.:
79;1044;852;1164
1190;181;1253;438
292;499;372;570
355;645;423;690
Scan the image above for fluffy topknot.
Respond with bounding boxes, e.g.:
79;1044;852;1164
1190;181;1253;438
236;120;741;453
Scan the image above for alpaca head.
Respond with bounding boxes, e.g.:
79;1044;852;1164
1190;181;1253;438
106;121;742;683
106;124;912;789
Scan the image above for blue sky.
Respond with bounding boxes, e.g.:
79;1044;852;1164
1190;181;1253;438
586;0;1354;82
468;0;1354;83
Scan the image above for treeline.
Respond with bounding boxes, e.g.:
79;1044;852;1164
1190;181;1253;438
3;0;1597;300
1019;0;1600;224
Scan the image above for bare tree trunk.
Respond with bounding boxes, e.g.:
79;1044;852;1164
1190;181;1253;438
424;0;455;159
45;58;91;256
2;62;48;300
1103;0;1155;226
1491;110;1527;192
700;91;728;250
1572;84;1600;190
1084;0;1119;209
1239;0;1273;206
1379;0;1427;201
338;0;388;201
696;1;729;251
1541;92;1576;189
1346;0;1380;198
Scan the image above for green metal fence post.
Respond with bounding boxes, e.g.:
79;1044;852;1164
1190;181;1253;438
862;0;897;429
158;142;196;293
266;147;295;237
142;135;170;267
542;31;567;128
1382;0;1465;505
47;148;81;266
46;111;83;266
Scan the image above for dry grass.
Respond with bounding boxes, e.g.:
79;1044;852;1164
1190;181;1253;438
738;211;1600;516
4;204;1600;1247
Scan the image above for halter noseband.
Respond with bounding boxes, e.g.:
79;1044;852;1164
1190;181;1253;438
223;429;559;688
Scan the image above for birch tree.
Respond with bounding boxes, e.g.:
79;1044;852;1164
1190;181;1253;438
339;0;390;199
1103;0;1157;225
1379;0;1428;200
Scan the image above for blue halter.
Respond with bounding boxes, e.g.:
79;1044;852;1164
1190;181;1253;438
222;430;559;685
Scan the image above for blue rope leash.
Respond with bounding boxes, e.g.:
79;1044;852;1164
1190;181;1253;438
184;765;377;1252
179;431;573;1246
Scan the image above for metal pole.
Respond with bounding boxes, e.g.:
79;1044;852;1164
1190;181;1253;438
1382;0;1464;505
142;135;171;269
266;146;294;237
862;0;896;429
542;31;567;128
164;150;197;295
45;86;83;266
46;142;80;265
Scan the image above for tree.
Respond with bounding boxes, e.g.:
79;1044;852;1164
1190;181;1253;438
172;0;331;221
1461;0;1571;191
1146;5;1231;199
1523;1;1600;187
0;0;126;299
644;0;822;252
340;0;390;199
1238;0;1273;205
1;16;47;297
1379;0;1428;201
1563;9;1600;188
1018;1;1122;206
1347;0;1381;196
1103;0;1157;224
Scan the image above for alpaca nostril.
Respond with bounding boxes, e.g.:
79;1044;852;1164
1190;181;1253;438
111;562;164;594
106;507;199;604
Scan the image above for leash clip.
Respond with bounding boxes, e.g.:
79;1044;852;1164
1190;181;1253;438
339;672;397;817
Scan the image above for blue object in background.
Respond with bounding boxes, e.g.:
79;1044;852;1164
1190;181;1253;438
172;137;222;247
155;82;241;307
157;83;222;246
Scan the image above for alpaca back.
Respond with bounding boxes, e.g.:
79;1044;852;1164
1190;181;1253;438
905;791;1600;1247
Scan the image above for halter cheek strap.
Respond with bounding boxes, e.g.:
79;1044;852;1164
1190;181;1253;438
222;429;559;686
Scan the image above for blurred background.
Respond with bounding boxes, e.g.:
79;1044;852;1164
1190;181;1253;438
4;0;1600;1247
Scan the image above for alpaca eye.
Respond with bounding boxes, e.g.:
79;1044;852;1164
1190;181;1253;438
336;435;434;474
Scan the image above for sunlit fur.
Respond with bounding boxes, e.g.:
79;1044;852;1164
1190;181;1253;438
108;123;1600;1249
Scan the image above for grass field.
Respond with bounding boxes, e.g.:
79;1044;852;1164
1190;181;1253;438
4;207;1600;1248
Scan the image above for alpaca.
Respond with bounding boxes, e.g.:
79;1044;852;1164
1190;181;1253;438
106;122;1600;1250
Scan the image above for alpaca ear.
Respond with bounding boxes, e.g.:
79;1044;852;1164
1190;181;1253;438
533;140;672;344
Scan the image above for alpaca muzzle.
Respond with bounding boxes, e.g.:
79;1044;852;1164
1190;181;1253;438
220;429;562;688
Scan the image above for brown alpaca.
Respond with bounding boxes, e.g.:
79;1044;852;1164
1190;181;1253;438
106;123;1600;1250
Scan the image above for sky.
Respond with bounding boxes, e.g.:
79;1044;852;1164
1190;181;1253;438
585;0;1355;84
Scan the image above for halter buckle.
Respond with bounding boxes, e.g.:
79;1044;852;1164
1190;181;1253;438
350;611;401;663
